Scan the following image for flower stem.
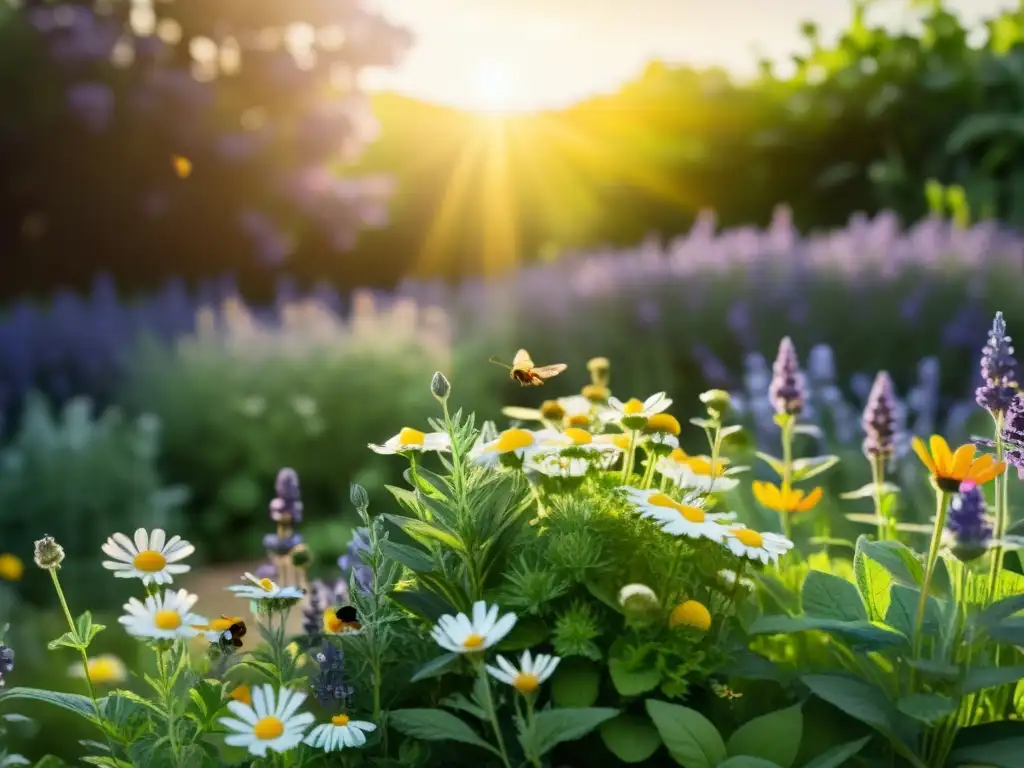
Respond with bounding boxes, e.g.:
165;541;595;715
986;412;1007;604
156;645;184;768
780;419;797;551
524;695;542;768
912;490;951;670
639;448;657;489
622;430;638;483
477;663;512;768
870;454;887;541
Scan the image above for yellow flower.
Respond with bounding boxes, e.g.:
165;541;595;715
539;400;566;421
752;481;823;514
669;600;711;632
581;384;610;402
0;554;24;581
230;684;252;705
912;435;1006;492
644;413;681;436
69;655;127;686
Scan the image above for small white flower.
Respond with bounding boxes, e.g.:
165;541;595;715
219;684;315;757
486;650;560;694
645;432;680;449
369;427;450;455
471;428;560;467
101;528;194;586
227;572;305;601
305;714;377;752
723;527;794;565
118;589;207;641
526;453;591;478
601;393;672;424
620;487;734;541
657;452;746;493
430;601;517;653
718;570;755;590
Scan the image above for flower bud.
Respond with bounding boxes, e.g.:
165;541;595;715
699;389;732;417
618;583;660;623
587;357;611;387
33;536;65;570
430;371;451;401
669;600;712;632
349;483;369;510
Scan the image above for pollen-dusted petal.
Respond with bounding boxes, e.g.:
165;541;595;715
948;443;976;480
912;437;938;475
929;435;953;475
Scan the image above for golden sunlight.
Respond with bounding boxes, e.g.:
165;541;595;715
470;57;521;113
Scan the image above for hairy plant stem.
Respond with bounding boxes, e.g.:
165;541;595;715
476;662;512;768
911;489;951;687
870;454;888;541
156;644;184;768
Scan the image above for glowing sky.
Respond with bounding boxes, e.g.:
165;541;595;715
366;0;1016;111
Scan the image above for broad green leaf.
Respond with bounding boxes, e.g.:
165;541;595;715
389;709;499;755
388;587;455;622
609;658;662;696
726;704;802;768
384;516;464;551
440;693;486;721
718;759;783;768
840;483;900;500
854;541;891;621
522;708;618;757
802;736;872;768
378;540;435;573
755;452;787;478
747;615;907;649
550;659;601;708
755;573;800;615
950;737;1024;768
897;693;955;724
0;688;99;721
645;699;726;768
884;585;940;638
599;714;661;764
410;654;459;683
975;592;1024;628
980;618;1024;646
855;537;922;587
46;632;84;652
791;455;840;482
802;571;867;622
905;659;959;680
961;665;1024;694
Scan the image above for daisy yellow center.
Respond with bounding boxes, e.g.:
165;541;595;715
566;414;591;427
668;448;688;463
133;550;167;573
732;529;764;548
514;673;539;693
622;398;645;415
462;633;485;649
494;429;534;453
687;457;727;476
154;610;182;630
648;494;705;523
645;413;681;435
258;578;275;592
331;714;350;726
253;716;285;741
563;428;592;445
88;657;123;684
398;427;426;446
230;685;251;705
670;601;712;632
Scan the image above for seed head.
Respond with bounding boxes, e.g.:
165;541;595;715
33;536;65;570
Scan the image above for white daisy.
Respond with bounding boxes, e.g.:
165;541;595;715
471;428;561;468
723;527;794;565
430;601;517;653
226;572;305;601
219;684;314;757
601;393;672;427
526;453;591;478
369;427;450;455
118;588;207;641
620;487;734;539
657;450;746;493
101;529;194;586
486;650;560;694
305;714;377;752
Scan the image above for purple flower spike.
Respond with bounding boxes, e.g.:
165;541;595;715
976;311;1018;414
270;467;303;523
862;371;898;459
768;336;805;417
1001;394;1024;478
0;644;13;687
947;480;992;561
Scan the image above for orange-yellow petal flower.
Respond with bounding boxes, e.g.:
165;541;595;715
752;481;822;514
913;434;1005;491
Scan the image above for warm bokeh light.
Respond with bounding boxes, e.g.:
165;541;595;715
471;57;521;113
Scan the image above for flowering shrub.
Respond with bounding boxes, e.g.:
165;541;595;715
2;314;1024;766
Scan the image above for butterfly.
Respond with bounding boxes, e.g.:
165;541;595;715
488;348;567;387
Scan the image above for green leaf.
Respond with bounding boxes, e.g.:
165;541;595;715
495;618;549;651
690;417;717;429
755;452;786;478
388;587;455;622
410;654;459;683
75;612;104;648
645;699;726;768
440;693;486;721
801;675;916;758
599;714;661;764
897;693;955;724
961;665;1024;695
885;585;939;638
378;540;435;573
854;536;922;587
726;703;802;768
985;618;1024;645
854;540;892;622
905;659;960;680
747;615;907;649
975;592;1024;629
754;574;800;615
522;708;618;757
550;658;601;708
46;631;84;652
802;571;867;622
840;483;900;500
389;709;499;755
383;516;464;551
802;736;872;768
0;688;99;721
609;657;662;696
950;737;1024;768
718;759;783;768
791;455;840;482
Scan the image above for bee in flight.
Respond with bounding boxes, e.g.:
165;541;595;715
217;617;247;649
324;605;362;635
489;348;567;387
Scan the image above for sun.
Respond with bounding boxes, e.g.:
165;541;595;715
471;57;520;113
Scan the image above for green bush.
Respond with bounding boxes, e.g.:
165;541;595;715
0;393;186;610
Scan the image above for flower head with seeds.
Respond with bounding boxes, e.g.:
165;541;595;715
752;481;823;514
723;527;794;565
118;589;207;641
305;714;377;752
369;427;450;455
219;684;315;757
911;435;1005;492
101;528;194;586
486;650;560;695
430;601;517;654
227;573;305;601
602;392;672;430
